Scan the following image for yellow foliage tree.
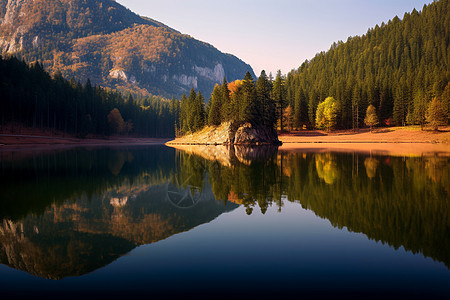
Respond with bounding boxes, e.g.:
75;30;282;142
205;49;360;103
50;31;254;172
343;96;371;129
315;97;340;131
364;104;379;132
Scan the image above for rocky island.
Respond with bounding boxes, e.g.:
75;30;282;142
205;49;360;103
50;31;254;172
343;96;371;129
167;122;282;146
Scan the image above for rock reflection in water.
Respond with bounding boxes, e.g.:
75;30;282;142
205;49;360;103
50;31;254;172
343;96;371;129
0;147;237;279
0;145;448;281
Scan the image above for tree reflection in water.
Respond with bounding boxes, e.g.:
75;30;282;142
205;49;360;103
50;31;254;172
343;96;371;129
174;145;449;268
0;145;448;280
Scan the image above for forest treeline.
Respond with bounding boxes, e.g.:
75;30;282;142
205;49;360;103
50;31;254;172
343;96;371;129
178;0;448;135
178;70;282;135
0;56;179;137
1;0;448;137
284;0;449;130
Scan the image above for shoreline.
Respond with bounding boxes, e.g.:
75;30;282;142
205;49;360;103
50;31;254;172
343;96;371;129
2;126;449;156
0;134;171;151
166;127;450;157
279;142;450;157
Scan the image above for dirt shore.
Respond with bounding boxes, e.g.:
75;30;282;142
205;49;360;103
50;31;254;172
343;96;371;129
2;126;449;156
0;134;170;151
279;126;450;143
278;127;450;156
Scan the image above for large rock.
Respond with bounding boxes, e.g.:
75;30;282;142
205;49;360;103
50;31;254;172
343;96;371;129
232;123;281;146
167;122;281;146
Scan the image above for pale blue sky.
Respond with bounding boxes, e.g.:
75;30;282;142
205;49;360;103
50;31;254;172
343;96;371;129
116;0;433;75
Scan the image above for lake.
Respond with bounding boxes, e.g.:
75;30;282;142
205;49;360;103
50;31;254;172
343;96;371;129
0;145;448;299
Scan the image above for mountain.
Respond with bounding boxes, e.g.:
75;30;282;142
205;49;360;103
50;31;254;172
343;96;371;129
284;0;448;129
0;0;255;98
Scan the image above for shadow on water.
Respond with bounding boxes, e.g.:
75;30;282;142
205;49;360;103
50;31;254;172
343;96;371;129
0;144;448;280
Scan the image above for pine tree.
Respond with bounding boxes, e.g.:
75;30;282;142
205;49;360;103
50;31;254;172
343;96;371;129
193;91;206;131
187;88;197;132
220;77;231;121
272;70;287;131
241;71;257;125
412;90;428;130
179;93;189;133
208;84;223;126
256;70;276;128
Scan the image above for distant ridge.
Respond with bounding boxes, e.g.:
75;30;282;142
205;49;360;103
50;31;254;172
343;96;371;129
0;0;255;98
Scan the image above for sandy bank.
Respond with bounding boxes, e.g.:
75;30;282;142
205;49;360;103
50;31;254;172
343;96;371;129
277;127;450;156
279;126;450;144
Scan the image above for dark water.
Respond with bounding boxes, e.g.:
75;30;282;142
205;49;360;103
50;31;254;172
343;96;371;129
0;145;448;299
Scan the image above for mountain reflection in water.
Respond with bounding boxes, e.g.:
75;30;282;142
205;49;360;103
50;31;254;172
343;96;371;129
0;145;448;282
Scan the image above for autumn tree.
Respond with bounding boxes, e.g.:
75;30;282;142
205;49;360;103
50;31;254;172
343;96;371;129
108;108;125;134
426;98;446;131
364;104;379;132
315;97;340;131
283;105;294;131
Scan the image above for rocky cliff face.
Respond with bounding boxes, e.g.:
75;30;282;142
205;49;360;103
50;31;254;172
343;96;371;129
168;122;281;146
0;0;255;98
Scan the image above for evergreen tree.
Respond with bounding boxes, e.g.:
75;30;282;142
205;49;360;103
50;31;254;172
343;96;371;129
180;93;189;133
412;90;428;130
221;77;231;121
240;72;257;124
193;91;206;131
273;70;287;131
208;84;223;126
256;70;276;128
187;88;197;132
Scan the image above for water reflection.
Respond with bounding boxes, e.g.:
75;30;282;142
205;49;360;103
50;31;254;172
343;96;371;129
0;147;237;279
172;145;449;268
0;145;448;281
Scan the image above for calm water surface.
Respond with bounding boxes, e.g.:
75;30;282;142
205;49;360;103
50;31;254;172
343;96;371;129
0;145;448;299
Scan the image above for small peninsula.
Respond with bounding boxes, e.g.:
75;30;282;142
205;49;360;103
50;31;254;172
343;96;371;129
166;121;281;146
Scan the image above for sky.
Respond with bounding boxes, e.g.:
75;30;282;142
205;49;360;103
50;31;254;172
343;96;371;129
116;0;433;76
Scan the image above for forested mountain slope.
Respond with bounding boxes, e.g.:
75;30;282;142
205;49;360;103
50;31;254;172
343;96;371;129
0;0;255;98
285;0;449;129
